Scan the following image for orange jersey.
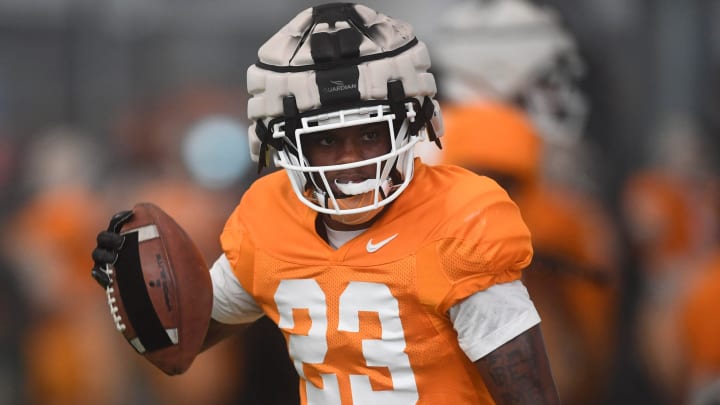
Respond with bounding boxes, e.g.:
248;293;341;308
221;159;533;404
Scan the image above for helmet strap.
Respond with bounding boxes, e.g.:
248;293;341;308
387;80;408;136
410;96;442;148
282;95;301;144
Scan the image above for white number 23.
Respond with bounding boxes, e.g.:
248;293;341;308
274;280;419;404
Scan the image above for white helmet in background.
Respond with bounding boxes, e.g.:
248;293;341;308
247;3;443;220
433;0;588;145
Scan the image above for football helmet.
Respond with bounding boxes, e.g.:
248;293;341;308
433;0;587;144
246;3;443;222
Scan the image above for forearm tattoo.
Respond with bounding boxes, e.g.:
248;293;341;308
475;325;558;404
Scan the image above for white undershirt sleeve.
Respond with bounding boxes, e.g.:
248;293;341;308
209;254;264;324
448;279;541;362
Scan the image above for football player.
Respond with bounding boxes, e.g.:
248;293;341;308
92;3;559;404
432;1;620;404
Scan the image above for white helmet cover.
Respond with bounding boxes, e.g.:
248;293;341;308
434;0;587;144
246;3;443;216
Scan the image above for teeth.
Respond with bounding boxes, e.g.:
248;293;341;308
334;178;377;195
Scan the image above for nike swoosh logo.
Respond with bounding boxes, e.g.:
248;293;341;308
366;233;399;253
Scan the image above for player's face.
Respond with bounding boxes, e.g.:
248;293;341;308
301;122;392;197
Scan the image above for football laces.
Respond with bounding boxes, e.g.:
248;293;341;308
103;264;126;332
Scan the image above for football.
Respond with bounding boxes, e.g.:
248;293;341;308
104;202;212;375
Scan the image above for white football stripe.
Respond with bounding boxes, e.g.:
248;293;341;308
122;224;160;242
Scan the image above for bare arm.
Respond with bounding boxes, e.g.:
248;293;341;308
201;318;248;352
474;325;560;404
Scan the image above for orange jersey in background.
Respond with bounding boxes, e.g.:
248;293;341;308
221;159;533;404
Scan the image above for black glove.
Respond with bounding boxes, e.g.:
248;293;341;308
91;210;134;289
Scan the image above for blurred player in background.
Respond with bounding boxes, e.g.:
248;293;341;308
679;249;720;404
1;89;255;403
622;115;720;404
430;1;620;403
93;3;560;404
1;127;138;404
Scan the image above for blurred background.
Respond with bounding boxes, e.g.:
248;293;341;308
0;0;718;404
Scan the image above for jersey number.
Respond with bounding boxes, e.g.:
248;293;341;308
274;280;419;404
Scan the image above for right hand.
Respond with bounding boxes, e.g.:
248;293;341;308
91;210;134;289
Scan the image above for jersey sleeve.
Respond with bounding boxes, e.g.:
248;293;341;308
448;280;541;361
210;254;264;324
212;203;265;324
419;176;534;314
